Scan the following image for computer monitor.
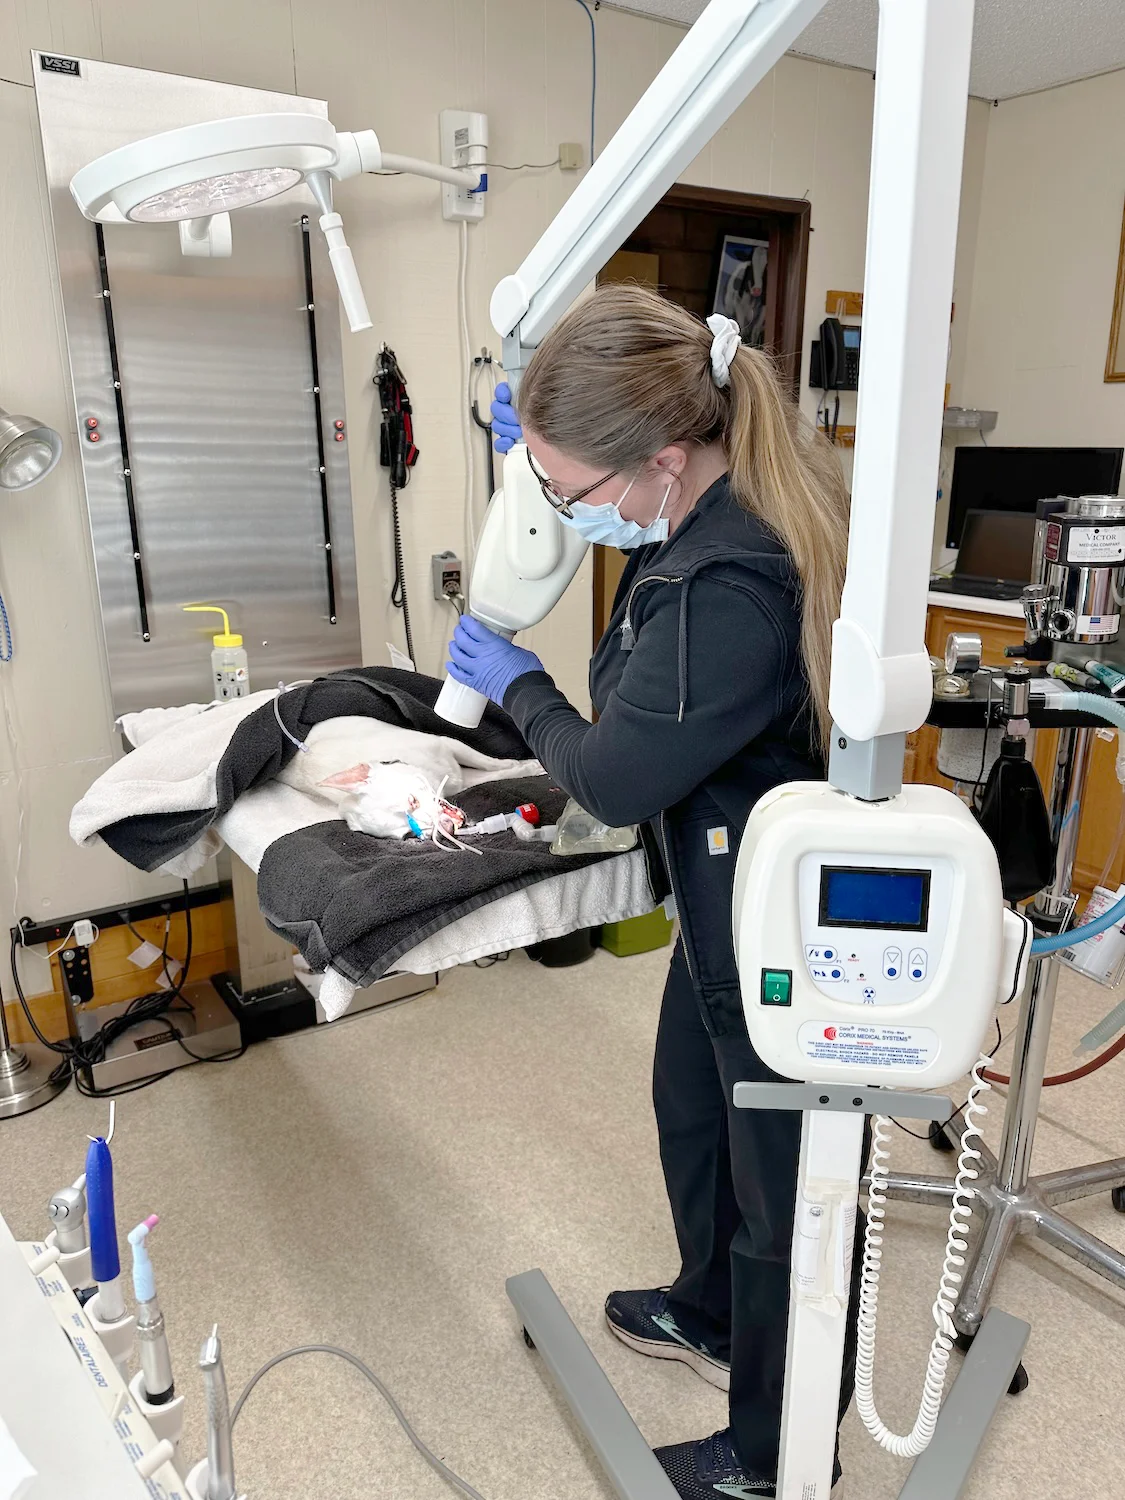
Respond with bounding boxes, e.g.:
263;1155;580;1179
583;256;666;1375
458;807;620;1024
953;509;1036;586
945;447;1124;550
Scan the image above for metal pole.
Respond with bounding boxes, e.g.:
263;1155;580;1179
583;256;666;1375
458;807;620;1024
994;727;1089;1195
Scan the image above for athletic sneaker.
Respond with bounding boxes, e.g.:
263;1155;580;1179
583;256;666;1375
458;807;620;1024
605;1288;730;1391
655;1429;842;1499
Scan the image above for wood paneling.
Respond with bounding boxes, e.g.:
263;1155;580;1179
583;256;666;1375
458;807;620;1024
4;902;231;1045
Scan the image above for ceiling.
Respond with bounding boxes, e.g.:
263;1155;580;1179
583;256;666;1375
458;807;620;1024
600;0;1125;100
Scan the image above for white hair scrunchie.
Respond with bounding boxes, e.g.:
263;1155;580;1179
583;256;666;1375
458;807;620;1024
706;313;742;389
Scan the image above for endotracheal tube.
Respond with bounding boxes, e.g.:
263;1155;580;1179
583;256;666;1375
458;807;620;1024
854;1056;992;1457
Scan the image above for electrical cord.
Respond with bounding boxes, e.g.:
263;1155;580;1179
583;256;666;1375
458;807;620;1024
856;1055;993;1457
890;1021;1002;1143
484;158;561;171
458;220;477;565
10;882;246;1098
572;0;597;166
230;1344;490;1500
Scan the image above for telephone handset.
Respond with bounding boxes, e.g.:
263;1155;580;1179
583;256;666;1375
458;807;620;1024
821;317;846;389
813;317;861;391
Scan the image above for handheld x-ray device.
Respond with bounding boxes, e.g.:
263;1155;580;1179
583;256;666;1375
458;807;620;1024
434;445;587;727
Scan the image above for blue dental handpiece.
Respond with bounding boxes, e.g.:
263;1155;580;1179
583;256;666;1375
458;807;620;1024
85;1134;125;1322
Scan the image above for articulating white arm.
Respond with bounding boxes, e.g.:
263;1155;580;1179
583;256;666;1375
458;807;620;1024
827;0;973;762
490;0;830;368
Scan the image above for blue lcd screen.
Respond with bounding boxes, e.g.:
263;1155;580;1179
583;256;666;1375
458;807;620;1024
819;867;929;931
843;327;861;349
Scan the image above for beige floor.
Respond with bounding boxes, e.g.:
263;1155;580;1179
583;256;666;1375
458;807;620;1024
1;946;1124;1499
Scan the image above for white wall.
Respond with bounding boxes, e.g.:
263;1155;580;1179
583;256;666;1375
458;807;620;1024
959;70;1125;458
0;0;950;992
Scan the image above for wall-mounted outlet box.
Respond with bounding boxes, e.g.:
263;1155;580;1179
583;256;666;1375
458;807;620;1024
559;142;584;171
440;109;488;222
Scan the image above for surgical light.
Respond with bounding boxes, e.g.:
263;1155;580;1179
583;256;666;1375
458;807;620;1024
0;408;63;491
70;113;482;334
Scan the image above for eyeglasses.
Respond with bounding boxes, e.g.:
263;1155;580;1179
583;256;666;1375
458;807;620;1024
526;453;618;519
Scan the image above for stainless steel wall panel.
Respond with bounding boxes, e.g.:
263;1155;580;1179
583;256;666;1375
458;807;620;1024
33;55;361;716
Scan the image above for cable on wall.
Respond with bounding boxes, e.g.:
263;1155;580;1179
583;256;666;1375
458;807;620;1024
458;221;477;564
572;0;597;166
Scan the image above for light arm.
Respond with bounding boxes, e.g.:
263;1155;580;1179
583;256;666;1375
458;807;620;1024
490;0;830;375
827;0;974;789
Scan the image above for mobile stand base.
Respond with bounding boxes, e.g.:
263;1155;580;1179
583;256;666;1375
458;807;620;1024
507;1081;1029;1500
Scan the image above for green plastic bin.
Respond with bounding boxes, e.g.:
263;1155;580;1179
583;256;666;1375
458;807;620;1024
598;907;674;958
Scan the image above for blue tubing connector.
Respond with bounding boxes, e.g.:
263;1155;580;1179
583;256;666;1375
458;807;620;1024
1031;693;1125;956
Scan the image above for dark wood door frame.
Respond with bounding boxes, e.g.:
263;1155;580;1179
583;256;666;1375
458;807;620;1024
591;185;813;649
657;182;812;395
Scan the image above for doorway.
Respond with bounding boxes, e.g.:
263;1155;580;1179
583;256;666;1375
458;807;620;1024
592;184;812;643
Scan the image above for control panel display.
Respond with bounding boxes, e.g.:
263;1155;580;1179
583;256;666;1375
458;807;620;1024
797;851;952;1009
819;867;930;932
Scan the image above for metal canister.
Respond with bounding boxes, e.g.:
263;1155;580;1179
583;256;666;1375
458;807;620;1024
1037;496;1125;643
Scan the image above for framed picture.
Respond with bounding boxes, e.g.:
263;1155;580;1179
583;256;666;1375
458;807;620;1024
712;234;769;347
1106;196;1125;382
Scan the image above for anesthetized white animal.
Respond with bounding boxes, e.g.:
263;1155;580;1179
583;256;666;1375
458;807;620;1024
276;717;537;837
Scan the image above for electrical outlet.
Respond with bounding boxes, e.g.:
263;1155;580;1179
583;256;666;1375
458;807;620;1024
432;551;464;601
559;142;584;171
59;945;95;1005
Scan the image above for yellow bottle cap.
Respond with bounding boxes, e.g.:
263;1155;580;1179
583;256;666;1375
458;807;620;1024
183;604;243;648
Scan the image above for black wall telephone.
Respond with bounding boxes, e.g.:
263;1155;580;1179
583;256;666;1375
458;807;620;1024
809;317;861;391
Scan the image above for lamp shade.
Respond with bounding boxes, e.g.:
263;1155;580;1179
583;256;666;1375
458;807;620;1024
0;409;63;491
70;113;340;224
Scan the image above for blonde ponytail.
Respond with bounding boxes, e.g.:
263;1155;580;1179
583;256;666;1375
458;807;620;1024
518;284;850;753
723;346;850;754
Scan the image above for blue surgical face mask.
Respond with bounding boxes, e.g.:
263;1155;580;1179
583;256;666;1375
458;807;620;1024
559;474;674;550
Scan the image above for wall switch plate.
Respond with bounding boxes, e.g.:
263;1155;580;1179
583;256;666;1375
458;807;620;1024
559;142;584;171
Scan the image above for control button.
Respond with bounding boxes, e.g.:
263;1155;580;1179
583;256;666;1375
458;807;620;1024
882;946;902;980
908;948;927;981
809;964;844;982
805;945;837;962
761;969;792;1006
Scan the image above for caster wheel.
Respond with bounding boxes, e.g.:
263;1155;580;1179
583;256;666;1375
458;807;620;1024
522;1327;536;1350
1008;1362;1029;1395
1111;1186;1125;1214
929;1120;957;1153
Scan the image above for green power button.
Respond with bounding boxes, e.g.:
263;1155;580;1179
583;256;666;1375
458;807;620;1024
761;969;792;1006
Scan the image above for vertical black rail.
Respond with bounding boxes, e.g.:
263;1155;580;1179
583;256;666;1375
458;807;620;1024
300;216;338;626
95;224;151;642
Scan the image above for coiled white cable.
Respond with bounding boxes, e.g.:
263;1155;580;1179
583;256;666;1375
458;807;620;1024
855;1056;992;1457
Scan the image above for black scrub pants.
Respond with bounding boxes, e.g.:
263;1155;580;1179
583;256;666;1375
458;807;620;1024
653;941;864;1479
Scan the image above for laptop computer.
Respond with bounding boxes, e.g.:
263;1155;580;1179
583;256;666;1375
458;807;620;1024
930;508;1036;601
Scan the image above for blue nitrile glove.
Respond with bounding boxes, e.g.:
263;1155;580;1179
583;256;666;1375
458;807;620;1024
490;382;523;454
447;615;544;705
